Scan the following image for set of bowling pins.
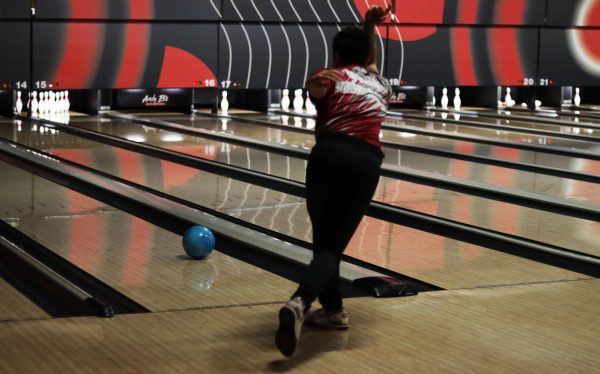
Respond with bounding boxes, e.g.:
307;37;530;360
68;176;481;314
439;87;461;111
22;90;70;116
280;89;316;114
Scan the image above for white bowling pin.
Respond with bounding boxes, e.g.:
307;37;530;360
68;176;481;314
441;87;448;109
49;91;56;113
453;88;461;110
534;100;542;109
45;92;50;113
65;91;70;112
504;87;513;107
574;87;581;107
57;91;64;112
31;91;38;114
38;92;45;113
281;89;290;111
16;91;23;113
220;90;229;113
293;89;304;112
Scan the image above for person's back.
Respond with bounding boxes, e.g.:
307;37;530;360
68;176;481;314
314;64;391;154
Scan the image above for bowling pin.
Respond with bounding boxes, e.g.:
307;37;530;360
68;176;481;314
574;87;581;107
31;91;38;114
534;100;542;109
45;92;50;113
281;89;290;111
504;88;513;107
453;88;461;110
305;92;316;114
441;87;448;109
293;89;304;112
49;91;56;113
57;91;63;112
65;91;70;112
220;90;229;113
38;92;45;114
16;91;23;113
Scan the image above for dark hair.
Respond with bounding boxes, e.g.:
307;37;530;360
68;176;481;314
333;26;372;66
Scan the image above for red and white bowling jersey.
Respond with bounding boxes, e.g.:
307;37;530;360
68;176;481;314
312;65;392;154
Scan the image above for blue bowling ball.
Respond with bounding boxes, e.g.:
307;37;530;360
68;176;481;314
182;226;215;259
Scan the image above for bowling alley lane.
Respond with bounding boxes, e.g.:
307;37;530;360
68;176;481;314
8;117;600;256
0;119;593;289
397;109;600;136
224;112;600;176
0;160;293;312
0;277;49;321
93;113;600;204
473;108;600;127
390;117;600;152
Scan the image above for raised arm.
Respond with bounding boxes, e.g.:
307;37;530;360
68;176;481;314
364;4;392;74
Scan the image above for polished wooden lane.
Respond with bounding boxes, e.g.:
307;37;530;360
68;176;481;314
47;117;600;257
0;279;597;373
0;161;292;312
149;113;600;208
0;122;590;291
0;278;49;322
242;112;600;176
399;109;600;136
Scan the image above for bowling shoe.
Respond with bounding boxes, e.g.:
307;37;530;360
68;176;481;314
275;296;306;357
305;307;349;330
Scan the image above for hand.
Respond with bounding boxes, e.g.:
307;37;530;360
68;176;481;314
306;69;343;87
365;4;392;26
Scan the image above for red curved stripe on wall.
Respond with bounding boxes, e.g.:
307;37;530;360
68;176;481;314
115;0;154;88
394;0;444;24
71;0;106;18
389;25;437;42
53;1;106;88
579;30;600;61
130;0;154;19
452;0;479;85
489;0;526;85
584;1;600;27
157;47;217;88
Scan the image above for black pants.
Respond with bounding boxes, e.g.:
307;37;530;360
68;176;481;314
294;133;382;311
